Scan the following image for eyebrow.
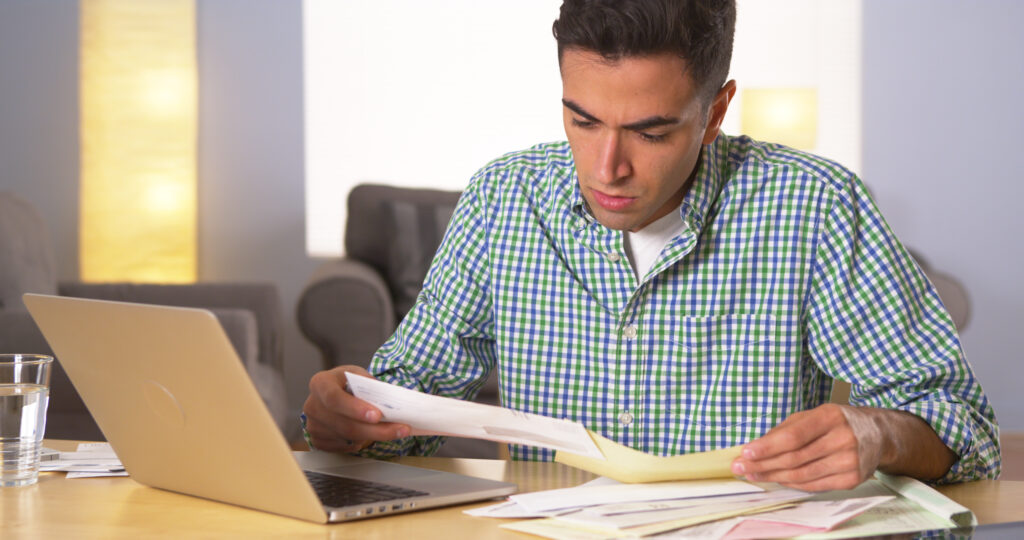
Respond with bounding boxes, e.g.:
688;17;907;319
561;98;680;131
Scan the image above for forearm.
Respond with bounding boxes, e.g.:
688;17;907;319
866;407;957;481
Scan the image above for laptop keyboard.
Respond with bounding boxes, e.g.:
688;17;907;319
305;471;429;508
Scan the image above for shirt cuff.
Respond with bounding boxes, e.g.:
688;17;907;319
357;435;447;459
896;400;1000;483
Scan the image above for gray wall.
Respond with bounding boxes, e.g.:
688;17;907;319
195;1;317;439
0;0;320;440
863;0;1024;431
2;1;1022;438
0;0;80;281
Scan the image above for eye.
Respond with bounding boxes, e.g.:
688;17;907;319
638;132;667;143
571;117;596;129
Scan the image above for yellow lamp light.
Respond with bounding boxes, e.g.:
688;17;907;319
79;0;198;283
740;87;818;151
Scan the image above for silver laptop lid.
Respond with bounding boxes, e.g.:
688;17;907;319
24;293;516;523
25;293;344;522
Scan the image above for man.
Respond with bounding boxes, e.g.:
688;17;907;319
304;0;1000;491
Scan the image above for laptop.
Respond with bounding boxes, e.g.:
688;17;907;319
23;293;516;523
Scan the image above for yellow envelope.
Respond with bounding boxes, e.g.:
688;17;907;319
554;429;743;483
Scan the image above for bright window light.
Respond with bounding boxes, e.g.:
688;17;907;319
303;0;565;257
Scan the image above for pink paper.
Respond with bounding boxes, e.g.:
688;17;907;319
722;519;825;540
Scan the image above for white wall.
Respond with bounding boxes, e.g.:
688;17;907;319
728;0;862;175
303;0;565;257
862;0;1024;430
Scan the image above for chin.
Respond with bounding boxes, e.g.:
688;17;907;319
592;213;636;231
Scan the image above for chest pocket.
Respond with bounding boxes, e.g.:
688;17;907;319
666;314;783;447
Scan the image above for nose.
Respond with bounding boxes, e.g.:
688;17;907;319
594;132;632;185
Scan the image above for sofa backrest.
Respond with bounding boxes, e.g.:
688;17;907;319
0;192;57;309
346;184;461;319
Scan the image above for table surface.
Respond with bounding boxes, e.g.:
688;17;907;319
3;440;1022;539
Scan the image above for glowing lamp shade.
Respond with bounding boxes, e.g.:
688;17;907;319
79;0;198;283
740;88;818;151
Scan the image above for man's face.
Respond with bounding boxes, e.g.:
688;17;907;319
560;48;733;232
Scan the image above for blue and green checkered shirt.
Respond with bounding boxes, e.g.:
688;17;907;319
366;134;1000;483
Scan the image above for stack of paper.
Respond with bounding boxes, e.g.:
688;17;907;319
346;378;975;538
39;442;127;478
466;477;816;538
470;473;973;539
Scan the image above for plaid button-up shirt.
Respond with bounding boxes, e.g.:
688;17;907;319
366;134;1000;483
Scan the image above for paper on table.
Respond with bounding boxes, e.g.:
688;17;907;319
790;475;964;540
39;442;128;477
464;476;622;518
559;489;811;529
874;472;975;527
509;478;762;513
720;519;820;540
347;375;603;459
555;429;742;483
738;496;893;530
504;496;874;540
713;496;894;539
656;516;744;540
500;516;745;540
499;517;624;540
464;500;558;518
502;502;796;539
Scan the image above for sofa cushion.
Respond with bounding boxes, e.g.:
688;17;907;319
381;198;457;318
0;192;57;309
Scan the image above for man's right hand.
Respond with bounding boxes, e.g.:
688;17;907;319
302;365;411;452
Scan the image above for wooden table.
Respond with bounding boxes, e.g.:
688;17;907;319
3;440;1022;539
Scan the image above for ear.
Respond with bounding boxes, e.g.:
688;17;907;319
701;79;737;145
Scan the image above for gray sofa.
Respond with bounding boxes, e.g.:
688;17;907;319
0;191;289;440
296;184;502;458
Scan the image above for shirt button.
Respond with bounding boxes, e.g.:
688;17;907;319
619;411;634;426
607;252;621;263
623;324;638;340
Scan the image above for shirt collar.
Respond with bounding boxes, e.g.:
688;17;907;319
568;136;727;233
679;137;726;234
569;174;592;224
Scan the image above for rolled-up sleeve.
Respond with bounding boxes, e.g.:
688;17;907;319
804;174;1000;483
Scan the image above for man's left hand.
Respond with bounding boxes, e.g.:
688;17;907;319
731;403;956;491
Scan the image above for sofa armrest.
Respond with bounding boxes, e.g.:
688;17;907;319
57;282;284;371
0;309;51;355
296;258;396;371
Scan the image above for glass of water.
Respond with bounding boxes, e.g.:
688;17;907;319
0;354;53;487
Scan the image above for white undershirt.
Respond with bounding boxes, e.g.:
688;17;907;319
624;207;686;279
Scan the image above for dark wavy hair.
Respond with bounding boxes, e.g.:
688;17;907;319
552;0;736;104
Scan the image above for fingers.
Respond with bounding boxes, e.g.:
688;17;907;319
740;446;862;488
303;366;411;452
731;404;874;491
741;405;846;461
738;414;858;474
308;367;379;422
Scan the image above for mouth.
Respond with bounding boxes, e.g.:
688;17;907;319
590;189;637;212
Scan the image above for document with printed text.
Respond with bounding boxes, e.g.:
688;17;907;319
347;375;604;459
